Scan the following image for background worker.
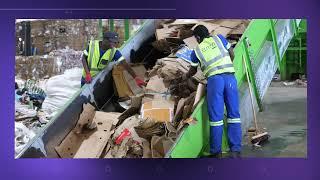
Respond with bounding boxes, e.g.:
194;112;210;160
184;25;241;158
81;31;145;87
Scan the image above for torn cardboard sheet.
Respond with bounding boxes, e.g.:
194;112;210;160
55;112;121;158
131;64;147;79
135;119;165;141
74;103;96;134
173;98;186;122
113;64;146;97
192;83;206;111
112;65;133;98
154;57;190;83
106;127;144;158
141;100;174;122
123;69;145;96
113;115;143;142
182;92;196;119
142;139;152;158
178;28;193;40
183;36;198;49
165;121;178;138
151;135;174;158
118;95;142;124
155;27;178;40
213;26;233;37
192;22;220;33
146;76;168;93
73;111;121;158
168;19;200;27
177;117;198;132
219;20;242;29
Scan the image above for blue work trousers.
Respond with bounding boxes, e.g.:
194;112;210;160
207;73;242;154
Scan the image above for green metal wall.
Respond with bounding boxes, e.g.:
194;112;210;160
280;20;307;80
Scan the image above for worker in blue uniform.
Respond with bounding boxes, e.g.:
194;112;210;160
184;25;241;158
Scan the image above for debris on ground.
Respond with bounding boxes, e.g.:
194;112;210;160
282;79;307;87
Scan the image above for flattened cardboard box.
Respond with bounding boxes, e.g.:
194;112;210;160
141;100;174;122
55;111;120;158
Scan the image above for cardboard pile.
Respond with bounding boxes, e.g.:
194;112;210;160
152;19;250;52
55;19;250;158
55;77;203;158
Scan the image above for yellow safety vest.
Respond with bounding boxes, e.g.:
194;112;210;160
82;40;117;78
195;35;235;78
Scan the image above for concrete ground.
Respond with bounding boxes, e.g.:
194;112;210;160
241;85;307;157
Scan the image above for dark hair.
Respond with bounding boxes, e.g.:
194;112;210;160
193;25;210;42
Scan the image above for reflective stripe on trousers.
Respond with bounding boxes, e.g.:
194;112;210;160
207;73;242;153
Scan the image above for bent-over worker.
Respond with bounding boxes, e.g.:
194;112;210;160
184;25;241;158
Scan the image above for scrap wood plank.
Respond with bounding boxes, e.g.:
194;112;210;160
55;112;120;158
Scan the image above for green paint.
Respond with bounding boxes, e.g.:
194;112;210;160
269;19;282;73
124;19;130;41
98;19;103;40
242;39;264;111
109;19;114;31
169;98;229;158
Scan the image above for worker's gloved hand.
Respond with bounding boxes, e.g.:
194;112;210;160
134;77;146;87
85;73;92;84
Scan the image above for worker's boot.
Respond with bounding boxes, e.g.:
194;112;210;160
229;151;241;158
